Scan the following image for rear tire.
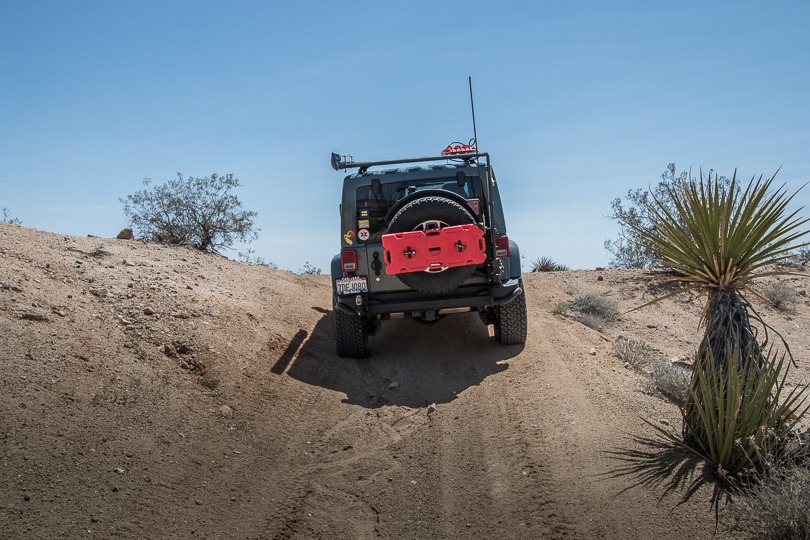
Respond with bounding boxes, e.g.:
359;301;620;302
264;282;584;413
495;292;527;345
334;307;370;358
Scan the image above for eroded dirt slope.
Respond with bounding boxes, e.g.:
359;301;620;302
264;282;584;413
2;221;808;539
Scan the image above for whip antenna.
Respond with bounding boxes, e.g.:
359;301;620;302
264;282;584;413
468;76;479;152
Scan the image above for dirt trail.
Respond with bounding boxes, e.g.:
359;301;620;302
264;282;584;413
3;221;808;538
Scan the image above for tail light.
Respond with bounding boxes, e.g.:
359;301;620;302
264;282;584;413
495;236;510;258
340;249;358;273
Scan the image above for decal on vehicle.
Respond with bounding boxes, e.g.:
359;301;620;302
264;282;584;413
358;229;370;241
357;219;370;229
343;230;355;245
358;209;370;218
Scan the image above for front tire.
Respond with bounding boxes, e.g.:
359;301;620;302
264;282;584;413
495;292;527;345
334;307;370;358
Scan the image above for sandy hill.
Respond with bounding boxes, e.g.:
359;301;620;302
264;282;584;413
1;220;808;539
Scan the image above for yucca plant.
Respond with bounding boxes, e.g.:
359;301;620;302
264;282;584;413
627;170;810;477
689;344;809;479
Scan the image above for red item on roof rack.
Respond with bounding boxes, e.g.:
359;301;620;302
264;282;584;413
441;143;477;156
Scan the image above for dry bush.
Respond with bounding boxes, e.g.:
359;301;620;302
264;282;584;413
734;465;810;540
646;359;690;406
570;294;617;320
613;338;659;369
551;302;569;316
575;313;605;331
562;294;618;332
761;281;799;312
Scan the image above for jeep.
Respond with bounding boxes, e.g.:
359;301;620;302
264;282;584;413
330;144;527;358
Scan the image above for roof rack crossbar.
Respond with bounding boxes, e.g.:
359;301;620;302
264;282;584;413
331;152;488;172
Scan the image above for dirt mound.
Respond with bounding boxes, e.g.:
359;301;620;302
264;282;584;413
2;221;808;539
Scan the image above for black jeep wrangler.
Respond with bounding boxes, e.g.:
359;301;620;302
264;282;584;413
330;144;527;358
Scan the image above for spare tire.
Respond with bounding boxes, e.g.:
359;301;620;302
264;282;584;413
387;196;479;293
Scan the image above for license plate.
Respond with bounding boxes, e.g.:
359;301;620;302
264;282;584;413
336;276;368;295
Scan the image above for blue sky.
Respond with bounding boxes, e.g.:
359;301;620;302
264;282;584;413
2;1;808;271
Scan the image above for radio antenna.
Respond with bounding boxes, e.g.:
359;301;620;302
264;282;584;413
468;76;479;152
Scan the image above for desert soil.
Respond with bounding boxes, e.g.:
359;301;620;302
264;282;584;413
2;220;809;539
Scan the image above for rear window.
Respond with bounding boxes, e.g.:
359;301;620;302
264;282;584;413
355;177;479;242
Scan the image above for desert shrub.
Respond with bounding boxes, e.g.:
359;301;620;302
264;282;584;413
298;262;322;275
121;173;258;254
575;313;605;331
530;256;569;272
565;294;618;331
2;207;21;225
604;163;732;268
735;465;810;539
613;338;659;369
796;246;810;263
569;294;618;321
647;359;691;406
761;281;799;311
238;248;278;268
551;301;569;316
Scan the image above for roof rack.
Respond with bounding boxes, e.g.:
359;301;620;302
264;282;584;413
331;152;488;174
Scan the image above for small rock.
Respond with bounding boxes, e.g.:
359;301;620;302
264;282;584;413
589;348;597;356
219;405;233;418
20;311;48;322
388;381;399;389
646;324;657;329
143;307;155;316
660;419;670;426
162;344;178;358
114;467;125;474
596;275;604;282
116;228;134;239
427;403;437;414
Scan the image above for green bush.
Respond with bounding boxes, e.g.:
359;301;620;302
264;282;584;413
530;256;569;272
690;346;809;479
2;207;21;225
121;173;258;254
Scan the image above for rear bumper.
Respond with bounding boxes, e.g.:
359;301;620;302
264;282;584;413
334;278;523;317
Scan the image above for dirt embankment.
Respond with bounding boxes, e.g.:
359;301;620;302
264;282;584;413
2;221;808;539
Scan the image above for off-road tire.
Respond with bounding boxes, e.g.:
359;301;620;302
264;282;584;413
388;196;478;294
495;292;527;345
334;307;369;358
